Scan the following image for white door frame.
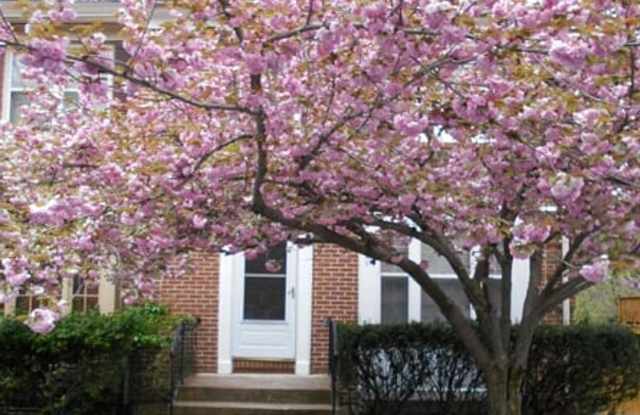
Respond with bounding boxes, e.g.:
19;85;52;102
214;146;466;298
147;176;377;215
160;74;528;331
218;245;313;375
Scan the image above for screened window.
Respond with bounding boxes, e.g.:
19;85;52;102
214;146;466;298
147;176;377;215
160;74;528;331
243;242;287;320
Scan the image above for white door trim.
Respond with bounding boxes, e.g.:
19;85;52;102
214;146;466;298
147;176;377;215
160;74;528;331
217;246;314;374
295;245;313;375
217;253;234;374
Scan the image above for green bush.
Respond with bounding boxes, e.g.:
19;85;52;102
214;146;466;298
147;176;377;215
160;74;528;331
337;322;640;415
0;303;194;415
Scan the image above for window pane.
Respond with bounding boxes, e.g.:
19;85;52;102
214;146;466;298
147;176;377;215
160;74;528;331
10;92;28;124
245;242;287;274
421;279;470;323
381;241;409;274
243;277;286;320
72;296;85;312
15;295;31;316
63;91;79;110
12;57;25;89
86;296;99;312
381;276;408;324
421;244;470;275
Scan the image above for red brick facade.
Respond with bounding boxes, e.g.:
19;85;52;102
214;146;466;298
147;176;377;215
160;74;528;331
537;239;574;324
310;244;359;374
155;243;568;375
159;252;219;372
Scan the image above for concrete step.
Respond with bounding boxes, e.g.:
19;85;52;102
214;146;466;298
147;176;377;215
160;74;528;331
172;401;334;415
177;386;331;404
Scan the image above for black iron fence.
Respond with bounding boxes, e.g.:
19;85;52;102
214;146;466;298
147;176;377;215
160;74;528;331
326;318;338;415
2;319;198;415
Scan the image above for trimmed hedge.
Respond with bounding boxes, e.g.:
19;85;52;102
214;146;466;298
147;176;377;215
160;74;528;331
0;304;194;415
337;323;640;415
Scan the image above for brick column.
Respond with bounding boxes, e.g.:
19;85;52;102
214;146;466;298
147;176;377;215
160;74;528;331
159;252;219;373
535;240;566;324
310;244;358;374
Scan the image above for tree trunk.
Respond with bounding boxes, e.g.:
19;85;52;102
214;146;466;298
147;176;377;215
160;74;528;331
486;365;525;415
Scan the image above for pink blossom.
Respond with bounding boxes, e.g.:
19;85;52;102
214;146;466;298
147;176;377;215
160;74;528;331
550;174;585;203
574;108;606;128
265;259;283;273
28;308;59;334
23;38;67;74
245;53;266;75
579;260;609;283
513;223;551;244
192;214;207;229
549;40;587;70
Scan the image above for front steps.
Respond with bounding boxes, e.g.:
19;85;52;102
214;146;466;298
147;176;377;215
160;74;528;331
173;374;335;415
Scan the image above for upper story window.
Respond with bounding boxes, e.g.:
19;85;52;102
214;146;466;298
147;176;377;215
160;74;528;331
5;52;80;124
4;44;115;124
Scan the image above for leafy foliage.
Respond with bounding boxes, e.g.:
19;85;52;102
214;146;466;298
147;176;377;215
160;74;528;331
0;304;193;414
337;323;640;415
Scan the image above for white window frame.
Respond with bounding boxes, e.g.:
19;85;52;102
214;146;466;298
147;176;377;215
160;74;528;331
3;274;117;317
1;43;118;317
3;44;115;123
359;238;530;324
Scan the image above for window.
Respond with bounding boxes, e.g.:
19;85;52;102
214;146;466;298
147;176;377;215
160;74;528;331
5;44;115;124
421;279;470;322
381;276;409;324
380;241;410;324
71;275;99;313
14;288;45;316
6;52;80;124
243;242;287;320
3;275;116;317
420;244;471;276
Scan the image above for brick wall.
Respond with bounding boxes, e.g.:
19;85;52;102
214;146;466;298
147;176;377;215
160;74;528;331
537;240;568;324
311;244;358;374
159;252;218;372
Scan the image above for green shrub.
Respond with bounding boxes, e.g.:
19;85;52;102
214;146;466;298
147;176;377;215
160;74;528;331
337;322;640;415
0;303;194;415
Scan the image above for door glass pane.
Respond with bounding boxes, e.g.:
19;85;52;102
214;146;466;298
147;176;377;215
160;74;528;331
381;276;409;324
245;242;287;274
243;277;286;320
421;279;470;322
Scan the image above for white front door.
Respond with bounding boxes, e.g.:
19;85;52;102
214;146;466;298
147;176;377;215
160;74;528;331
232;243;296;359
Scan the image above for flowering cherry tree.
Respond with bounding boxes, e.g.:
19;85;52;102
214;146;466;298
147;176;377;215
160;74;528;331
1;0;640;413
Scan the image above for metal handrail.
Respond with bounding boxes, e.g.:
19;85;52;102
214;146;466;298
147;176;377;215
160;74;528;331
326;318;338;415
168;318;199;415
